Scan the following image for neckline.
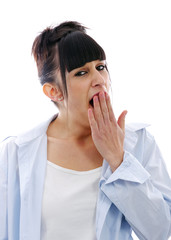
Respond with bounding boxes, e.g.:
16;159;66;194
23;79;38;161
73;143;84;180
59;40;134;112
47;160;102;175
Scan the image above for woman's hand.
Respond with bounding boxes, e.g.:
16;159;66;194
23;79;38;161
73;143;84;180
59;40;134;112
88;91;127;172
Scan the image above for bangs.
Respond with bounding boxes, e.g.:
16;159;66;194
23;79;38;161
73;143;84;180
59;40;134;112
58;31;106;73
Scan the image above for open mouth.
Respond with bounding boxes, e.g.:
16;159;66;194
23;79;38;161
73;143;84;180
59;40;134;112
89;93;100;108
89;98;94;108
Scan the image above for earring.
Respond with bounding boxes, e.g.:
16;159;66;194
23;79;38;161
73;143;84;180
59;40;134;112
58;96;64;101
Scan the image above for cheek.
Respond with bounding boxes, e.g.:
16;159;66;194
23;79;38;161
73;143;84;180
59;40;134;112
68;81;89;97
67;89;86;106
66;79;89;106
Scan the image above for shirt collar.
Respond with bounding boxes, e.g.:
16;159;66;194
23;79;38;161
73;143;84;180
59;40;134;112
15;114;58;146
125;122;150;132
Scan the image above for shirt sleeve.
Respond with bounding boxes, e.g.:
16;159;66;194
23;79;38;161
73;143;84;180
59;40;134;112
0;139;9;240
100;128;171;240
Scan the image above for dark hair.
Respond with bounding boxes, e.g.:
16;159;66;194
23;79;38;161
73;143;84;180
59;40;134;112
32;21;106;107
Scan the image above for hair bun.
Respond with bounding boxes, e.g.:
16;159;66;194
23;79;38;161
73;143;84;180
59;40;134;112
32;21;87;62
49;21;87;43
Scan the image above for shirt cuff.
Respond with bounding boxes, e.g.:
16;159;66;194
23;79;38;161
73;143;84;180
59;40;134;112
102;151;151;185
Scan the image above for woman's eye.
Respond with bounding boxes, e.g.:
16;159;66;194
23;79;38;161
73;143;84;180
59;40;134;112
96;65;106;71
75;71;87;77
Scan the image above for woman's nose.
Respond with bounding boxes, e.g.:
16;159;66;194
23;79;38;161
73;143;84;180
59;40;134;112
91;71;105;87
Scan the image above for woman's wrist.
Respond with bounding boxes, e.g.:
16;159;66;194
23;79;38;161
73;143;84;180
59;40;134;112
107;151;124;172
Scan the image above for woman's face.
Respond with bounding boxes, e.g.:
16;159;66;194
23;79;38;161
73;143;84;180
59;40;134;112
62;59;110;124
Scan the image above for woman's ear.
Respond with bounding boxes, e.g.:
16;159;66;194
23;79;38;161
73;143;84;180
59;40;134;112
42;83;64;102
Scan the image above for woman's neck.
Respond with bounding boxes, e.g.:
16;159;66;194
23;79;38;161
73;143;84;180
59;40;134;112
47;112;92;142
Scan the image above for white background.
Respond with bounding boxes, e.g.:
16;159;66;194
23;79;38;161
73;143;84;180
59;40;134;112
0;1;171;238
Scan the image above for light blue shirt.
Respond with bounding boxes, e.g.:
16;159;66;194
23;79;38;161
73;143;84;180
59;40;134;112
0;114;171;240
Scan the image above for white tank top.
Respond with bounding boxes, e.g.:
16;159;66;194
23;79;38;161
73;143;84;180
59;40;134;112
41;160;102;240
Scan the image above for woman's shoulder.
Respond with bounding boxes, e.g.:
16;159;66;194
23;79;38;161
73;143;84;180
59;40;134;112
0;136;17;161
0;136;17;148
125;122;154;141
124;122;155;154
1;114;58;149
0;115;55;161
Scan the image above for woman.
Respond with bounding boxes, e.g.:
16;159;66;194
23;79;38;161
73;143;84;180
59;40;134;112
0;21;171;240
